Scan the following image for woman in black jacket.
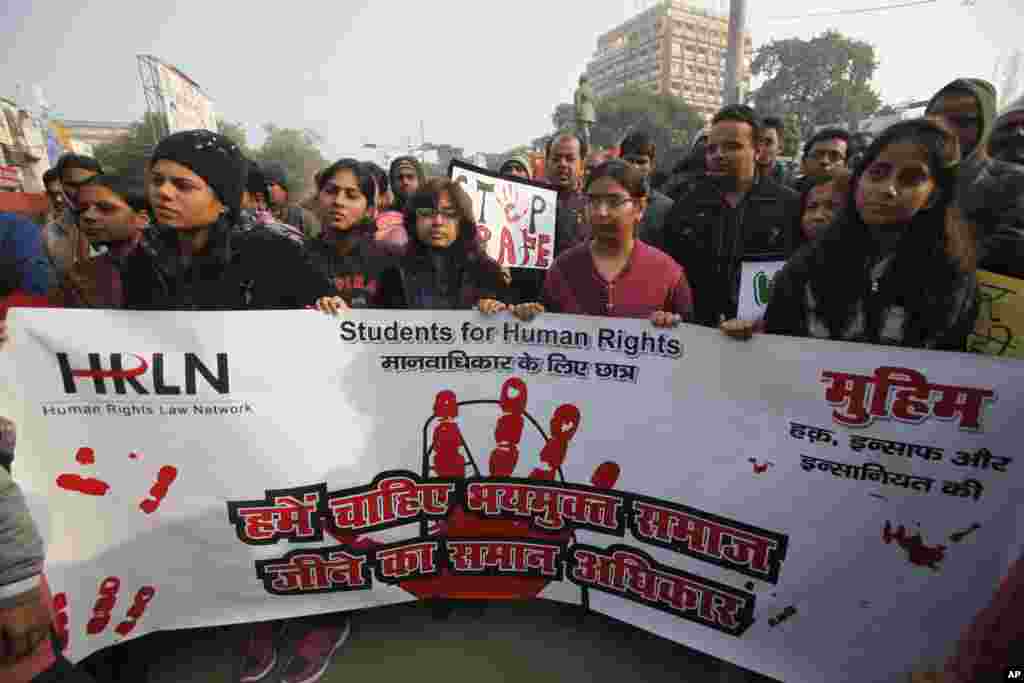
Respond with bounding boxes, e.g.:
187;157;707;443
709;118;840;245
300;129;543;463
723;118;978;351
119;130;332;311
305;158;405;308
398;177;507;311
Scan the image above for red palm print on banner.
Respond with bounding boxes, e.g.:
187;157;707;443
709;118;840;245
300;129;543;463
55;448;178;514
400;378;618;603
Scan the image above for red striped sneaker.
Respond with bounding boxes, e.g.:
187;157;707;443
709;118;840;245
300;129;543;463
239;622;277;682
280;620;351;683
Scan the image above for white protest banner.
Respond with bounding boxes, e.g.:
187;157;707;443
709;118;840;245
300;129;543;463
450;159;558;270
736;260;786;322
2;309;1022;682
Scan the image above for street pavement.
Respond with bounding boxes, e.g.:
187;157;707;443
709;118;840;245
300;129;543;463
82;600;780;682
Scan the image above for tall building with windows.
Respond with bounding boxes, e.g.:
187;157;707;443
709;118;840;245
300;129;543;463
585;0;753;123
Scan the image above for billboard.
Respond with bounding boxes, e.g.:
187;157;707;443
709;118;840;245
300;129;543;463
156;60;217;134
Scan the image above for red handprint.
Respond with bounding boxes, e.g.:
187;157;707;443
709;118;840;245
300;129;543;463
433;422;466;480
56;446;177;515
139;466;178;514
489;378;527;476
434;390;458;420
114;587;156;636
84;578;159;637
86;577;120;635
590;462;620;489
53;592;69;651
535;404;580;476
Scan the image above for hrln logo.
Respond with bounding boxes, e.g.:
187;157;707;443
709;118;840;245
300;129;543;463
56;353;230;395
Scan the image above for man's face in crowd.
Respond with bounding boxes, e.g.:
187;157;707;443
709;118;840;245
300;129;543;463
547;137;582;192
757;128;781;169
46;180;65;212
61;167;99;207
803;138;848;179
622;151;654;179
268;182;288;206
396;168;419;198
929;92;980;156
990;111;1024;165
77;184;147;246
705;120;757;189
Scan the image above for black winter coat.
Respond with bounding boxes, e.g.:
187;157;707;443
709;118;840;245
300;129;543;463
120;220;333;311
661;174;800;326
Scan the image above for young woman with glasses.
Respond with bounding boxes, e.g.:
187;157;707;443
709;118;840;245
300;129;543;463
511;160;693;328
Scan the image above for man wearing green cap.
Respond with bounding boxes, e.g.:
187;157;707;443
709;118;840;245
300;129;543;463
927;78;1024;279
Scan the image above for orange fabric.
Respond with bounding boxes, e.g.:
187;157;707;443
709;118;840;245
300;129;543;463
0;193;48;222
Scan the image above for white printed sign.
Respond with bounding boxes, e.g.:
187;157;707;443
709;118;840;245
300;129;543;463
2;309;1022;682
451;160;558;270
157;61;217;134
737;260;787;321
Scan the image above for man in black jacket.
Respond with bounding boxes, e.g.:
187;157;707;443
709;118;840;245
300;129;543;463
661;105;800;327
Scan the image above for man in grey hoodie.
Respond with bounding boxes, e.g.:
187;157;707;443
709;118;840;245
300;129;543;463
990;95;1024;167
927;78;1024;278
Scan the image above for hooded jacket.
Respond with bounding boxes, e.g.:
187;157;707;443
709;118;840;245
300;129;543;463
927;79;1024;278
389;156;426;211
661;173;801;326
499;155;533;179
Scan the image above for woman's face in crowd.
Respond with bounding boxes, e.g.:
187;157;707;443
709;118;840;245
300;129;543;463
318;168;370;233
148;160;224;230
414;191;459;249
855;141;937;227
77;184;146;245
801;181;839;241
586;176;644;244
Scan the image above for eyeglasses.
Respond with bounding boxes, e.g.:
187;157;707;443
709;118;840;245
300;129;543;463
415;207;459;220
584;195;636;211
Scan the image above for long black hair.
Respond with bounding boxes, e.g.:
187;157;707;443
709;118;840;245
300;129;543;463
402;178;503;283
807;118;963;344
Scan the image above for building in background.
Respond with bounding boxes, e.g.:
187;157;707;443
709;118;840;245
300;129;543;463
585;0;752;122
0;97;51;192
60;119;133;155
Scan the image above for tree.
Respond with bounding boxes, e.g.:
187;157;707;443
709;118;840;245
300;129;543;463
92;112;165;176
588;87;705;171
253;124;327;200
217;119;250;154
751;30;881;139
782;113;801;158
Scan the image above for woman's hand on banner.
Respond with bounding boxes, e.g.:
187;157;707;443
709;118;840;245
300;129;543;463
511;303;544;322
0;321;7;350
315;297;349;316
0;586;51;666
650;312;682;328
477;299;508;315
720;318;757;340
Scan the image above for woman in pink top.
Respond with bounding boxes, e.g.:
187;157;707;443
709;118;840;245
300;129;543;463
512;159;692;328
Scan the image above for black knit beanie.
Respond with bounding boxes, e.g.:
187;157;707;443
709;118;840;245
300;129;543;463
150;130;247;220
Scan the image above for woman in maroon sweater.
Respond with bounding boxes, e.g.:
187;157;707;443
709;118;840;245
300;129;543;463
512;159;693;327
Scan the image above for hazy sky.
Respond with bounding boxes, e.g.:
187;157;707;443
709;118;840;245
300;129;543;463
2;0;1021;161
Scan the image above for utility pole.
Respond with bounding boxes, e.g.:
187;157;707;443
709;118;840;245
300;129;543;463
724;0;748;106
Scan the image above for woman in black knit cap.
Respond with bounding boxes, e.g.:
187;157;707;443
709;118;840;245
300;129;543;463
118;129;332;310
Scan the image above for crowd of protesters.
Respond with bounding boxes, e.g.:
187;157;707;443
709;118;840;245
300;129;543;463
1;75;1023;683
